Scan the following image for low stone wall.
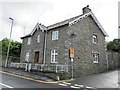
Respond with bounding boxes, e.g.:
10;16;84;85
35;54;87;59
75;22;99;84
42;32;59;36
107;51;119;70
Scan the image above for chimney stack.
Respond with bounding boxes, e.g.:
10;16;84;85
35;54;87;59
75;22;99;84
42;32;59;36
82;5;91;14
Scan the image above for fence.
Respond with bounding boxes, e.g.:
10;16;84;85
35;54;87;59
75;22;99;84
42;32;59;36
10;63;68;73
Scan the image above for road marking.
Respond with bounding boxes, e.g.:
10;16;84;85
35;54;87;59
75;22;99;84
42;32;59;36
62;82;71;85
59;78;75;82
71;85;81;89
75;84;84;87
58;83;68;86
86;86;93;89
0;83;13;88
0;71;73;84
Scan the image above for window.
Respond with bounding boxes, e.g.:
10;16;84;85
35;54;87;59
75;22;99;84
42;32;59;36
27;37;31;45
37;34;40;43
92;35;97;44
92;53;99;63
51;49;58;63
52;31;59;40
25;51;30;62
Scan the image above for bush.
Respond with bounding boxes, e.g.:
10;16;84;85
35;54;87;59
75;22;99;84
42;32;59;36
57;72;71;80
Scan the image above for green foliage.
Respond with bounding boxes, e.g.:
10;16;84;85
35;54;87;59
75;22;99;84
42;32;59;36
107;39;120;52
57;72;71;80
0;38;22;57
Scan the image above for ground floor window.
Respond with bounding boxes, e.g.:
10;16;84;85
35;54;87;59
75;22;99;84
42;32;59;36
51;49;58;63
25;51;30;62
92;53;99;63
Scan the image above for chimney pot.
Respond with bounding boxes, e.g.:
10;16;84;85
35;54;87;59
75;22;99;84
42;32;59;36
82;5;91;14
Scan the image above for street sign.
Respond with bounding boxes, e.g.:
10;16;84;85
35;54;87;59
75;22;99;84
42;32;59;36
70;47;74;58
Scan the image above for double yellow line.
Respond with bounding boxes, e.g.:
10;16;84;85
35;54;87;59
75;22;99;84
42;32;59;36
0;71;74;84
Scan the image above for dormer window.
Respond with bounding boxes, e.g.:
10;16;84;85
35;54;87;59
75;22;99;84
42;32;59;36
92;34;97;44
27;37;31;45
52;31;59;40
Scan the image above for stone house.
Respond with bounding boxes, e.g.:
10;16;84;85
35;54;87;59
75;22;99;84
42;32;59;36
20;6;108;77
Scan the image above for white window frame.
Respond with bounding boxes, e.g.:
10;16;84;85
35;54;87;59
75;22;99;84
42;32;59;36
92;34;97;44
51;49;58;63
92;53;99;63
52;31;59;40
25;51;30;62
27;37;31;45
37;34;40;43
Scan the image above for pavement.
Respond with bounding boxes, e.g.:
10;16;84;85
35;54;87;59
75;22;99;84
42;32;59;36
1;67;54;82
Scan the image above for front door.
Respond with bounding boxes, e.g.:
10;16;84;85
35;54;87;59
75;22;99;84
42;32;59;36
34;51;39;63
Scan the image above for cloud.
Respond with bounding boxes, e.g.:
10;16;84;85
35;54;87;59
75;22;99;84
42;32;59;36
0;1;53;41
0;0;119;42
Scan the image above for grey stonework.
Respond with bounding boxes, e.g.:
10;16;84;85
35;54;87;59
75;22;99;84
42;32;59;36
20;29;44;63
20;6;108;78
107;52;119;70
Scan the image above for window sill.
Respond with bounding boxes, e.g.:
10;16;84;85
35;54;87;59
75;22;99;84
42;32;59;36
92;42;98;45
93;61;98;63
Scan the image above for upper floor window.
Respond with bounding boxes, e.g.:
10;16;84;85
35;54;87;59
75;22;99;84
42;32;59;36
51;49;58;63
37;34;40;43
92;53;99;63
27;37;31;45
92;34;97;44
52;31;59;40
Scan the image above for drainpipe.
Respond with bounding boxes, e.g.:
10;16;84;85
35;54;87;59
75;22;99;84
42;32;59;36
43;30;47;64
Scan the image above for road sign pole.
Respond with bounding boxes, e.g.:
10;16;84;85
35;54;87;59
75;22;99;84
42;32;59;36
71;58;73;79
70;47;74;79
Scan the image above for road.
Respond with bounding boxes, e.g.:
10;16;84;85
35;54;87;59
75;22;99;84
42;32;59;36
1;73;65;88
1;72;86;89
0;68;119;89
71;69;119;88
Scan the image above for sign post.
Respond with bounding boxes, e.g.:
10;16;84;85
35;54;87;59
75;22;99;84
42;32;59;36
70;47;74;79
70;47;74;59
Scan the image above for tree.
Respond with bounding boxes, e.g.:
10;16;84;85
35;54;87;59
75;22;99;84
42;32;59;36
107;39;120;52
0;38;22;62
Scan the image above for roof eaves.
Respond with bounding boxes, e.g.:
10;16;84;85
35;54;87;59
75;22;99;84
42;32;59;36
20;34;31;39
90;11;109;37
69;12;91;26
21;23;47;39
69;11;109;37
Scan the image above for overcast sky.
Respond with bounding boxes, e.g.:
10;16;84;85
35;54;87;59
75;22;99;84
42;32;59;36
0;0;119;42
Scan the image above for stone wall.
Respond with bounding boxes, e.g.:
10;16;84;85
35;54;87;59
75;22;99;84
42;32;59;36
68;16;107;77
107;51;119;70
20;29;44;63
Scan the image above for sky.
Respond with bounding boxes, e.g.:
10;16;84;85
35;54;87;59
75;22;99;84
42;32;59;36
0;0;119;42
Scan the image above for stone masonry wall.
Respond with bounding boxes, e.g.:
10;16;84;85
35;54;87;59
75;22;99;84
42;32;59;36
20;14;108;78
20;29;44;63
45;15;107;78
107;51;119;70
